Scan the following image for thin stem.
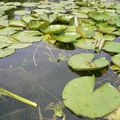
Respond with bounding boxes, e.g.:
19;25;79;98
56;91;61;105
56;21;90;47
0;88;38;108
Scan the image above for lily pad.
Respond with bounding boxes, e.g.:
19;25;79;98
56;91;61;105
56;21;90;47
105;106;120;120
27;20;49;31
11;31;42;43
52;32;80;43
74;38;95;50
97;23;116;34
88;11;111;21
42;25;67;34
103;42;120;53
103;35;116;41
0;43;10;49
9;19;26;28
62;76;120;118
112;53;120;67
0;48;15;58
0;27;18;36
68;53;109;70
8;43;32;49
14;10;30;16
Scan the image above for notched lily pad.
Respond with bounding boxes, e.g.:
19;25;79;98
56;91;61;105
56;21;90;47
74;38;95;50
11;31;42;43
9;19;26;28
112;53;120;67
0;48;15;58
68;53;109;70
62;76;120;118
42;25;67;34
103;42;120;53
52;32;80;43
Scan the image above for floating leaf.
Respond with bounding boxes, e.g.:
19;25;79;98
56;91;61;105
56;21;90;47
103;35;115;41
62;76;120;118
97;23;116;34
94;32;103;40
103;42;120;53
22;2;39;7
9;19;26;28
14;10;30;16
74;38;95;50
8;43;32;49
105;106;120;120
0;19;8;28
42;25;67;34
0;43;10;49
0;36;14;43
68;53;109;70
112;53;120;67
0;27;18;36
27;20;49;31
11;31;42;43
88;11;111;21
22;15;38;23
0;48;15;58
52;32;80;43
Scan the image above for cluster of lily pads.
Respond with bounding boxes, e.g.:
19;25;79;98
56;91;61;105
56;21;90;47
0;0;120;119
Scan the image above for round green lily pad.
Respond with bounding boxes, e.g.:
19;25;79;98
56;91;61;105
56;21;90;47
103;42;120;53
112;53;120;67
68;53;109;70
62;76;120;118
0;48;15;58
42;25;67;34
52;32;80;43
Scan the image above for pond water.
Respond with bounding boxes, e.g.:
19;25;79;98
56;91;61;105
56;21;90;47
0;0;120;120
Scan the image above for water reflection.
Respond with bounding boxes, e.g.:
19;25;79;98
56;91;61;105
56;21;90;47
0;0;120;120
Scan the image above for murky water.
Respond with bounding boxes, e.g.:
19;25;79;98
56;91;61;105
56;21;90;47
0;0;120;120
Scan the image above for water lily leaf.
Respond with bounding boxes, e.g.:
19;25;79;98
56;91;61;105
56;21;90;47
14;10;30;16
68;53;109;70
8;43;32;49
105;106;120;120
0;48;15;58
11;31;42;43
74;38;95;50
112;29;120;36
9;19;26;28
0;19;8;28
103;42;120;53
75;11;89;19
0;2;4;6
0;43;10;49
97;23;116;34
12;2;21;6
27;20;49;31
52;32;80;43
42;25;67;34
21;15;38;23
22;2;39;7
0;27;18;36
103;35;116;41
109;17;120;28
94;32;103;40
88;11;111;21
0;15;8;20
58;15;74;24
62;76;120;118
112;53;120;67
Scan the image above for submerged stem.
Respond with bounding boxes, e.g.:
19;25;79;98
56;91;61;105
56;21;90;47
0;88;38;108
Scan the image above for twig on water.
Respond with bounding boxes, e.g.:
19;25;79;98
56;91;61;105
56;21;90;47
33;43;42;67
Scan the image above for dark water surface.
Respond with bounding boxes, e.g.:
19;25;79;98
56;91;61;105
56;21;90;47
0;0;120;120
